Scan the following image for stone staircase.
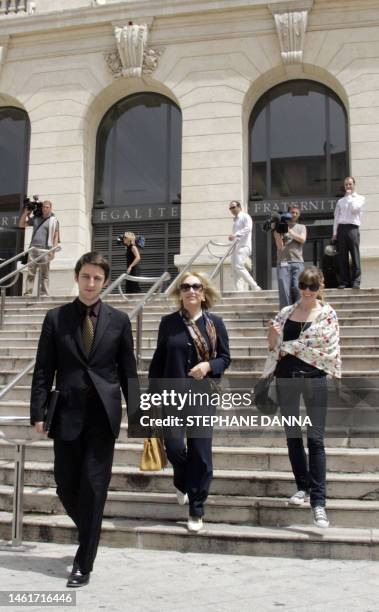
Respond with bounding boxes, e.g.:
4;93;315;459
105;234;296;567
1;289;379;560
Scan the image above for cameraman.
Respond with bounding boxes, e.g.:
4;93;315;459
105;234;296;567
274;204;307;308
18;200;60;296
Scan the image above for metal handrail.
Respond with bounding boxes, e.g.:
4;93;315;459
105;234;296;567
0;356;34;551
0;246;36;271
0;245;62;329
101;272;169;302
0;360;35;401
101;270;170;365
0;244;61;286
164;238;239;295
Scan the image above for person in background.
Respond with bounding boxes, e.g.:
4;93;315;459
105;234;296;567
265;266;341;529
148;271;230;532
274;204;306;309
228;200;261;291
123;231;141;293
332;176;365;289
18;200;60;296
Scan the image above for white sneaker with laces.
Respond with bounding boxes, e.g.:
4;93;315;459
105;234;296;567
175;488;188;506
312;506;329;528
289;490;310;505
187;516;203;532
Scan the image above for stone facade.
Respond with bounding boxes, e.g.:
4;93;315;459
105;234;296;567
0;0;378;293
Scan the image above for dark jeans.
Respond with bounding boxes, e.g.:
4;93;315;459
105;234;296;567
276;376;328;507
337;223;361;287
53;401;115;573
164;421;213;518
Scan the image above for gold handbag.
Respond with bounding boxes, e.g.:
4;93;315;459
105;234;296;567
140;437;167;471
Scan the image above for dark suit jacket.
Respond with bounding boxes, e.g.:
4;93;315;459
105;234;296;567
30;300;139;440
148;310;231;380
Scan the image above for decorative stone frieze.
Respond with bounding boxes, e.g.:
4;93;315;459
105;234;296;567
105;23;162;78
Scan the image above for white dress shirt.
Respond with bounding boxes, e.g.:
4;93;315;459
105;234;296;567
233;211;252;249
333;191;365;235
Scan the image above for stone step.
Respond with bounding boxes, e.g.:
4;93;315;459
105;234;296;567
3;343;379;359
1;461;379;500
139;354;379;372
6;300;379;317
2;335;379;350
0;486;378;529
2;419;379;449
0;511;377;561
1;438;379;473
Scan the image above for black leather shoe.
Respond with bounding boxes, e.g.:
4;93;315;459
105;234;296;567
66;568;90;588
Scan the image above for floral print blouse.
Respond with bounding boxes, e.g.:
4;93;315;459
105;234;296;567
262;301;342;379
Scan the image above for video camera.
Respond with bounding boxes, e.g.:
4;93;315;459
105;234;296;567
23;195;43;217
262;211;292;234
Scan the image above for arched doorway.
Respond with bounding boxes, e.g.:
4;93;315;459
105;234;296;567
93;92;182;289
0;107;30;293
249;80;349;288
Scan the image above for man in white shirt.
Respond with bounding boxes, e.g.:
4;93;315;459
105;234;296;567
332;176;365;289
228;201;261;291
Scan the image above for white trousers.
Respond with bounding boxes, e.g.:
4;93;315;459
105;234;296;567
231;245;260;291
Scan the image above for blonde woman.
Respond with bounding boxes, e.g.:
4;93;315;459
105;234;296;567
123;232;141;293
148;271;231;532
266;266;341;528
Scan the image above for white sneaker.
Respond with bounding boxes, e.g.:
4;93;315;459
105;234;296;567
175;488;188;506
187;516;203;532
312;506;329;528
289;490;310;505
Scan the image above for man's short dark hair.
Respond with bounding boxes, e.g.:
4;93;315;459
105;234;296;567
288;204;300;213
75;252;110;281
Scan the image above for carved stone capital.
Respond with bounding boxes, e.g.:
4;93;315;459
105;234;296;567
114;23;148;78
272;10;309;64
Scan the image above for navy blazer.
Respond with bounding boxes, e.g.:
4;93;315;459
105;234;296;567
149;310;231;380
30;300;139;440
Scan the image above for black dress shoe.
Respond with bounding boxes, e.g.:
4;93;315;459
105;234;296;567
66;568;91;588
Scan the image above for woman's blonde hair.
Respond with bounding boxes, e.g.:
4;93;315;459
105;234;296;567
299;266;325;303
170;270;220;310
123;232;136;245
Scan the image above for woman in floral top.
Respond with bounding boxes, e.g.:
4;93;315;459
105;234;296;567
266;266;341;529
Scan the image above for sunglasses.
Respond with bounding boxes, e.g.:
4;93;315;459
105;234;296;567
180;283;203;292
229;205;237;210
299;281;320;292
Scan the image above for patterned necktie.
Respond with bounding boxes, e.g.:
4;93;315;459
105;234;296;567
82;307;94;357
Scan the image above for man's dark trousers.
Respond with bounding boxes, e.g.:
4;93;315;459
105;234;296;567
53;392;115;574
337;223;361;287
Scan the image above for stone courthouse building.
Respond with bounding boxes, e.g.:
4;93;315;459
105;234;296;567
0;0;378;292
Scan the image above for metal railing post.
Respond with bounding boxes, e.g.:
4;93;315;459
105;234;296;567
36;266;41;300
0;287;5;329
12;442;26;546
135;309;143;367
219;265;224;294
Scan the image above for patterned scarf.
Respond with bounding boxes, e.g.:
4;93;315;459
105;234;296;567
180;309;217;362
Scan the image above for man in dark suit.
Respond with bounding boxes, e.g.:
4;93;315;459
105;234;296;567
30;252;140;587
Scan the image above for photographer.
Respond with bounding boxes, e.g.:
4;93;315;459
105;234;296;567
123;232;141;293
18;199;60;296
274;204;307;308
